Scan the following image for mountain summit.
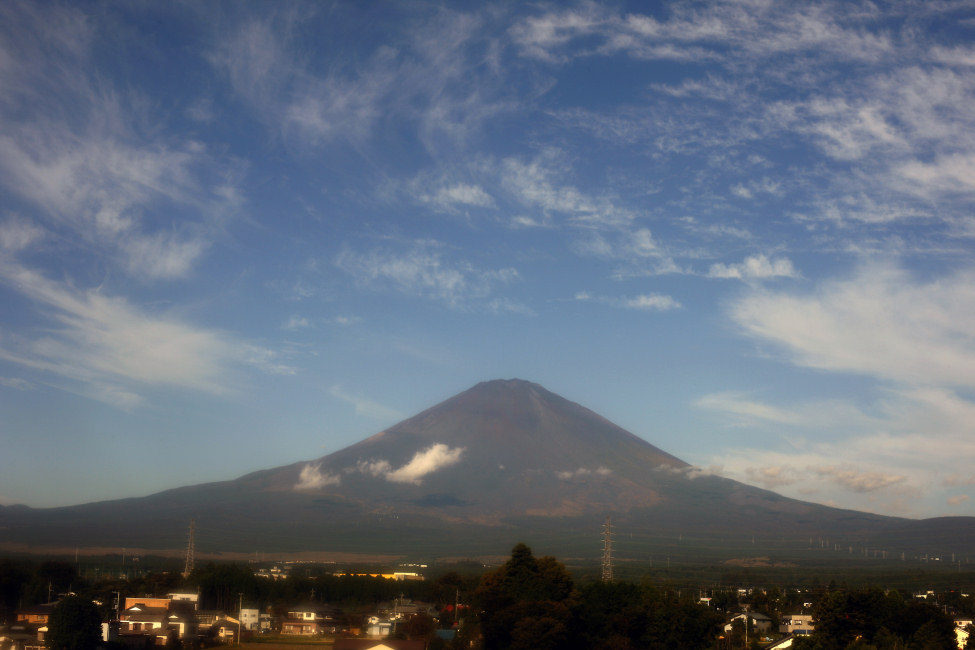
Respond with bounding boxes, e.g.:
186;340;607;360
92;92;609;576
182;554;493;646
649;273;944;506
2;379;971;558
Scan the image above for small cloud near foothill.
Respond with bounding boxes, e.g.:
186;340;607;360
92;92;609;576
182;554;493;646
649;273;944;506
294;463;340;490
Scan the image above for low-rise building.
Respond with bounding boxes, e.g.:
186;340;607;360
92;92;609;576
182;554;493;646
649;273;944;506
240;607;260;631
780;614;814;636
724;612;773;634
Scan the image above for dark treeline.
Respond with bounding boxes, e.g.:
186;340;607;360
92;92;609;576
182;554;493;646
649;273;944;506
794;588;961;649
0;557;482;620
472;544;723;649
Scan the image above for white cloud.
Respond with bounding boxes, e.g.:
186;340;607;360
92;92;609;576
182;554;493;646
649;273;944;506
896;153;975;197
212;9;505;151
357;443;465;485
499;155;634;229
947;494;970;506
811;465;907;493
654;464;722;479
0;217;44;251
695;391;879;430
708;254;798;280
556;466;612;479
0;4;238;281
943;474;975;488
356;459;393;477
329;315;361;326
294;463;341;490
0;260;283;408
622;293;681;311
421;183;494;211
703;386;975;515
745;466;797;489
334;242;519;309
122;232;208;280
575;291;681;312
283;315;311;330
707;262;975;514
930;45;975;67
696;392;804;426
731;264;975;388
0;376;33;391
329;385;403;421
511;3;892;65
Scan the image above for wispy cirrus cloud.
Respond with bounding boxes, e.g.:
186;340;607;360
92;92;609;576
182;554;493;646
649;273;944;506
211;7;511;152
732;264;975;387
0;260;291;408
420;183;495;212
334;241;519;309
511;2;893;65
329;385;403;421
0;217;44;252
811;465;907;494
0;3;239;281
707;254;798;280
575;291;681;312
700;263;975;515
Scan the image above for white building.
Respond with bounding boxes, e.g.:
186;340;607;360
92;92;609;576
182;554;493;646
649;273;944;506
240;608;260;631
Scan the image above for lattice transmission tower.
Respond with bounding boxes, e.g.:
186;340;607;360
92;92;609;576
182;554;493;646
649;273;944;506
601;516;614;582
182;519;195;578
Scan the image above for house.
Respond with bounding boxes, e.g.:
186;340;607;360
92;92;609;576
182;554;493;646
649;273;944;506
1;623;47;650
280;603;345;636
240;607;259;631
281;603;322;636
724;612;773;633
119;604;168;634
197;611;239;638
780;614;814;636
14;604;56;627
281;619;320;636
167;593;199;610
209;620;239;643
364;617;392;638
119;597;196;646
286;604;322;622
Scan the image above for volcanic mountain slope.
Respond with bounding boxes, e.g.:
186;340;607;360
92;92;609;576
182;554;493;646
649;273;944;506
244;378;691;519
2;379;972;558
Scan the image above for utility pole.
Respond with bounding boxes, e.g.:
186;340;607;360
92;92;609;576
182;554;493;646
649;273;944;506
601;517;614;582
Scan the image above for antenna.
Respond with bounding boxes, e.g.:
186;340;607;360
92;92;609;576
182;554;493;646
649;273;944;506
182;519;196;578
601;516;614;582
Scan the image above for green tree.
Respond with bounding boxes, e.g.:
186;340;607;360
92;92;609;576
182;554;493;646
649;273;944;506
46;595;101;650
475;543;575;650
909;618;957;649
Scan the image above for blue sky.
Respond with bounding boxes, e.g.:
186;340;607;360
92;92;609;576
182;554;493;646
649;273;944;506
1;0;975;518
